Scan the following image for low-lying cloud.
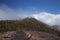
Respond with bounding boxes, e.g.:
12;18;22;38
0;5;19;20
32;12;60;26
0;4;32;20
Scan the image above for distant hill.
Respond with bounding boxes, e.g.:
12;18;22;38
0;17;60;36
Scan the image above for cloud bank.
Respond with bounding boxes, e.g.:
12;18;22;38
32;12;60;26
0;4;60;27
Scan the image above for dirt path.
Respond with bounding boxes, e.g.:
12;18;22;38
11;31;27;40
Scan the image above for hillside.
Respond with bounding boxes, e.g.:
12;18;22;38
0;17;60;36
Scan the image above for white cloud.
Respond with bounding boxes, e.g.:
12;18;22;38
32;12;60;26
0;4;21;20
0;4;34;20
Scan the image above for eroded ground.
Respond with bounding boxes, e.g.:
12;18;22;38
0;31;60;40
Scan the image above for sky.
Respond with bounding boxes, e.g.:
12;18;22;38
0;0;60;27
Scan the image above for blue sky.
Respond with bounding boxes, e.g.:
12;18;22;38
0;0;60;14
1;0;60;27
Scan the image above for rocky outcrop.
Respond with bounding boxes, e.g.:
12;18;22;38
0;31;16;40
25;31;60;40
0;31;60;40
0;31;28;40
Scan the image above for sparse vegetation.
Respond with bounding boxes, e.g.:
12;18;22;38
0;18;60;37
